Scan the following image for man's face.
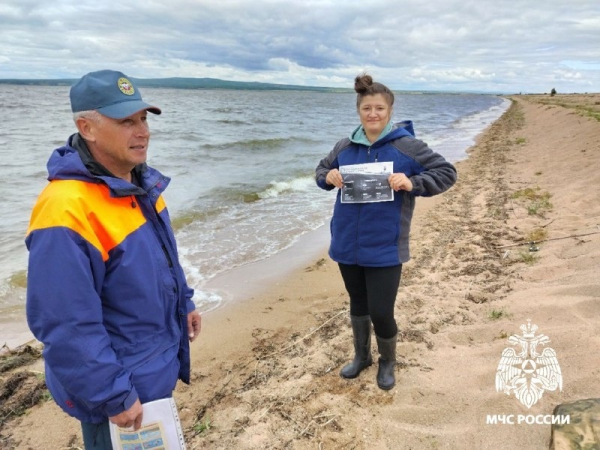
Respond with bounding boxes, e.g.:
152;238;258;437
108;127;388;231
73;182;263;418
85;110;150;178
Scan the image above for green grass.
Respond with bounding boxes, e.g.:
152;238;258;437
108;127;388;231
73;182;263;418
525;227;548;243
525;95;600;122
519;251;539;265
193;416;211;435
527;198;552;216
510;187;545;201
576;105;600;122
489;309;509;320
511;187;553;216
512;109;525;125
515;137;527;145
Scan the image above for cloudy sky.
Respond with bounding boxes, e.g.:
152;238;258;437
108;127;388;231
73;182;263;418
1;0;598;93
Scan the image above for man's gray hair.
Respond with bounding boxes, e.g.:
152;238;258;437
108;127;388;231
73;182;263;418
73;110;102;123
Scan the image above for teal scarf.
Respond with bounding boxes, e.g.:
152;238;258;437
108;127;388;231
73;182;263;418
349;122;393;146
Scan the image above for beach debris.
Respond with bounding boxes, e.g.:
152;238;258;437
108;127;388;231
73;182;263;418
0;342;48;444
0;372;48;431
399;328;434;350
304;258;327;272
496;230;600;249
0;344;42;374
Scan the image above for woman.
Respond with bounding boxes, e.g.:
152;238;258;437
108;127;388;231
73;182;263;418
315;74;457;390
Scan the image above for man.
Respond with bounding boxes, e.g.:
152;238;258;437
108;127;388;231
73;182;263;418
25;70;201;449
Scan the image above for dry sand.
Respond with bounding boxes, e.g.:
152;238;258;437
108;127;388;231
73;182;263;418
1;94;599;449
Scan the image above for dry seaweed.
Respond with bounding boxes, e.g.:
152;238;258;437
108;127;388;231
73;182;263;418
0;345;42;374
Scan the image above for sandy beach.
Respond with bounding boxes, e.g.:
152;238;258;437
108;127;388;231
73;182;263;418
2;94;599;449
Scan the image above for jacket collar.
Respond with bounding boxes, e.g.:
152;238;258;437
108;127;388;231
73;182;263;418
349;122;393;147
48;133;170;198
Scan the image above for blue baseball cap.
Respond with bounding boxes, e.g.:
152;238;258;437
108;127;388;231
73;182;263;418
70;70;161;119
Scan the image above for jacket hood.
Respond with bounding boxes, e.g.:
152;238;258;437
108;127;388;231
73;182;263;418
47;133;168;197
392;120;415;138
349;120;416;147
47;134;95;183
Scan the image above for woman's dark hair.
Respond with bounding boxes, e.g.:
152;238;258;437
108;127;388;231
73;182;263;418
354;73;394;108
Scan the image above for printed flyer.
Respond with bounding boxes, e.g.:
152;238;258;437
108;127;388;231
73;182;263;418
109;398;186;450
340;162;394;204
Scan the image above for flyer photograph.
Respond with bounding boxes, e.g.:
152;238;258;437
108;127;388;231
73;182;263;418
340;162;394;204
109;397;186;450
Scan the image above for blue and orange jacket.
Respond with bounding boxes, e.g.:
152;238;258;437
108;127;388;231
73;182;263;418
316;121;457;267
25;134;196;423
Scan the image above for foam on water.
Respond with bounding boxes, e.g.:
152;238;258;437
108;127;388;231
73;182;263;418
257;176;315;199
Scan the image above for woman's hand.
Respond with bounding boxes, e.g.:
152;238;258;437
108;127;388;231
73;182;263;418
388;173;413;192
326;169;344;189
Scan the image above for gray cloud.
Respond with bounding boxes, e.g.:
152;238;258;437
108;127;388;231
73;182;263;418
0;0;598;92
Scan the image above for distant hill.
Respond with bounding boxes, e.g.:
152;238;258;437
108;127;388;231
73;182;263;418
0;77;508;95
0;77;351;92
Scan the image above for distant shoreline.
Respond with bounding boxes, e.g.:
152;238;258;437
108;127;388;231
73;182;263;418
0;77;350;92
0;77;507;95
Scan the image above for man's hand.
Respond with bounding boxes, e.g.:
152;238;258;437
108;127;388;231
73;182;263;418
188;310;201;342
109;399;143;430
325;169;344;189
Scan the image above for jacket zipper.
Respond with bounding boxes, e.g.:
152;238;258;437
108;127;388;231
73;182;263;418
145;178;175;268
161;244;174;268
367;146;379;162
356;144;373;263
138;193;175;271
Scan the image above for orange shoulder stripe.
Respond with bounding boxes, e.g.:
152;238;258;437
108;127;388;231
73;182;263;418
27;180;147;261
155;195;166;214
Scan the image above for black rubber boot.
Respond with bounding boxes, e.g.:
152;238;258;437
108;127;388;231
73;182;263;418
340;315;373;379
376;334;397;390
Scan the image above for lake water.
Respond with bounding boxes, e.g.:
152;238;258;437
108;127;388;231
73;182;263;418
0;85;509;345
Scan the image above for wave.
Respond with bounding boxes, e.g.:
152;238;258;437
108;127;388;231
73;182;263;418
7;270;27;289
170;174;317;230
201;136;315;152
170;206;226;231
211;107;244;114
216;119;249;125
0;270;27;312
427;98;511;162
257;176;315;199
177;133;203;142
212;174;315;203
451;98;510;131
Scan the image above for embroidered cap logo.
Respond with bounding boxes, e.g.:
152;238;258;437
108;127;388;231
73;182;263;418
118;77;135;96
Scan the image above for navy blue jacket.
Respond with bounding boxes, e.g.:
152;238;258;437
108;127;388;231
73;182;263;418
316;121;457;266
26;134;195;423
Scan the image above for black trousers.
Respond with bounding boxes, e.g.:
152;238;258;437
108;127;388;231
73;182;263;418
338;263;402;339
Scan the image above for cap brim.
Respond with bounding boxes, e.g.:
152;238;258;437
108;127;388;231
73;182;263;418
97;100;162;119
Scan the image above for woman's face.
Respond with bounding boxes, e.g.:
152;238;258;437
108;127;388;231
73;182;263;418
358;94;393;141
